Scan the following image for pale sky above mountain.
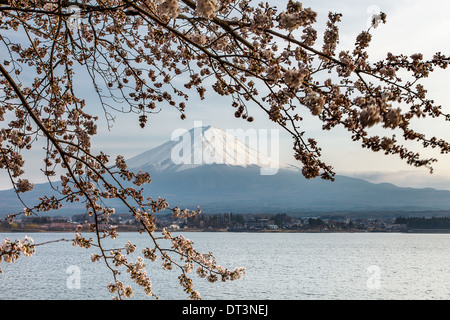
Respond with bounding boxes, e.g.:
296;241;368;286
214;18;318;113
1;0;450;191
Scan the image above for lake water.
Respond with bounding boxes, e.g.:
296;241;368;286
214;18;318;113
1;231;450;300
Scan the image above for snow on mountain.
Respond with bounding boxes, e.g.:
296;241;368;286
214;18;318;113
126;125;299;174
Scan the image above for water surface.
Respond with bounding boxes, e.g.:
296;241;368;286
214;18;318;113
1;232;450;300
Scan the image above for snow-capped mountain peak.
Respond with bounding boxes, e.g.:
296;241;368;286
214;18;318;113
125;125;298;174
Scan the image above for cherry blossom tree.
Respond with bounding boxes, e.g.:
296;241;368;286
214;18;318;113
1;0;449;299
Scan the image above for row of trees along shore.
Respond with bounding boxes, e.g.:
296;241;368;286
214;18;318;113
5;214;450;232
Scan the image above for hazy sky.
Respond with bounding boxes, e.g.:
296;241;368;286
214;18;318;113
2;0;450;190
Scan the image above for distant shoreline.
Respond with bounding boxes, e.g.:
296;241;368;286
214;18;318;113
2;228;450;234
4;215;450;234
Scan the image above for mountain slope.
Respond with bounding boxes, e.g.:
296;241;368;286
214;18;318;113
142;165;450;214
2;126;450;217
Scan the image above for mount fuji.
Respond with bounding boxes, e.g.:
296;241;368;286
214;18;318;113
2;125;450;217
